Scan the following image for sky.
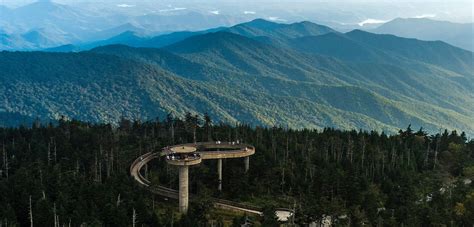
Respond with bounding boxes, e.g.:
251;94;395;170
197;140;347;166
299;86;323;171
0;0;472;26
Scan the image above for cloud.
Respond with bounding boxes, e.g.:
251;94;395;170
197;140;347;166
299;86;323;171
267;16;287;22
209;10;220;15
413;14;436;18
243;11;256;14
117;4;135;8
358;19;388;26
158;7;187;12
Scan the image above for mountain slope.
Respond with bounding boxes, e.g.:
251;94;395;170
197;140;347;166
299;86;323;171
163;31;349;83
345;30;474;76
162;31;474;132
226;19;336;40
287;30;474;115
1;23;473;134
91;33;474;134
372;18;474;51
77;19;335;51
0;50;408;131
289;30;473;76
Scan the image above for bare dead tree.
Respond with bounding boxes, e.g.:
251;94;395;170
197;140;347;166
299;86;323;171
324;142;329;162
94;150;99;182
380;148;385;173
170;120;175;144
423;142;430;168
152;195;155;210
132;208;137;227
285;136;289;166
391;145;396;170
407;148;411;168
54;139;57;164
2;143;8;179
433;134;440;170
29;195;33;227
280;163;286;193
116;194;121;207
47;142;51;166
54;203;58;227
348;136;354;164
75;159;80;177
271;131;277;161
105;149;110;178
331;138;336;162
98;161;102;183
110;148;114;175
361;135;366;169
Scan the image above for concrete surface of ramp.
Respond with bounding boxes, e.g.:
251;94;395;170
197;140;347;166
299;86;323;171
130;149;263;215
161;142;255;159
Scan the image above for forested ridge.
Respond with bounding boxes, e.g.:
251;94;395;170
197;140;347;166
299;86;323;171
0;116;473;226
1;19;474;134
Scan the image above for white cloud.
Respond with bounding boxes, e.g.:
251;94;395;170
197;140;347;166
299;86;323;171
358;19;388;26
243;11;256;14
159;7;187;12
413;14;436;18
268;16;287;22
117;4;135;8
209;10;220;15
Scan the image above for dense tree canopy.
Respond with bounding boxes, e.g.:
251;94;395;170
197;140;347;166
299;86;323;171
0;117;473;226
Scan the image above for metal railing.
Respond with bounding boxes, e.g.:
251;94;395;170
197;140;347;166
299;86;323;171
130;151;263;214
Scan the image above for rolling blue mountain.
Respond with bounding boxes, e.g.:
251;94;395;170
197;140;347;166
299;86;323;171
0;0;252;51
55;19;336;51
1;20;473;135
290;30;474;76
372;18;474;51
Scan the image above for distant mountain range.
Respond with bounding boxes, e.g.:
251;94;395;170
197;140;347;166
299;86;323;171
2;1;473;53
45;19;336;51
0;0;253;50
45;18;474;53
371;18;474;51
1;19;473;134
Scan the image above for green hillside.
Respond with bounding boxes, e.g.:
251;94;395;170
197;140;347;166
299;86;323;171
225;19;336;40
1;23;473;135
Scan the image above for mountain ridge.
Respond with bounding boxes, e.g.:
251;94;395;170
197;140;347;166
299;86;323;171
1;20;473;135
372;17;474;51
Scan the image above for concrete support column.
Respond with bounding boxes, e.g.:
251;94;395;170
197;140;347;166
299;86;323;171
179;166;189;213
244;156;250;173
217;159;222;191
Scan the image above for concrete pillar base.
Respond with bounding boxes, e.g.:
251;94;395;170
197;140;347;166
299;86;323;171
179;166;189;213
244;156;250;173
217;159;222;191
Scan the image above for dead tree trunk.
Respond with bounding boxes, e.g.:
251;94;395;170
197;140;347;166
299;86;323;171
54;139;57;164
361;136;366;169
2;143;8;179
132;208;136;227
47;142;51;166
423;142;430;168
29;195;33;227
54;203;57;227
433;135;440;170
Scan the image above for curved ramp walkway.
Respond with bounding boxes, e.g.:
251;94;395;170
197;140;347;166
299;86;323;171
130;145;262;215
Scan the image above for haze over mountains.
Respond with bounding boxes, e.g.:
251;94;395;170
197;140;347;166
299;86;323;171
0;0;251;50
1;0;473;52
371;18;474;51
1;17;473;134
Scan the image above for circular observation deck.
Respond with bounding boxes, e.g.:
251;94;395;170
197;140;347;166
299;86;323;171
162;142;255;161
